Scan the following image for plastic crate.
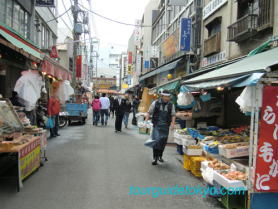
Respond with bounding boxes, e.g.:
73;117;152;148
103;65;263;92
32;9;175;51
183;154;191;170
220;189;247;209
191;169;202;177
138;127;150;135
190;156;206;171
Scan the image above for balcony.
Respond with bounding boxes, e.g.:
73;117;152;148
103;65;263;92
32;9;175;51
227;14;258;42
204;32;221;57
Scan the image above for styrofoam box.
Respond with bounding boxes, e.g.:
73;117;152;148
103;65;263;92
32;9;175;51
219;143;249;158
213;170;247;190
174;137;182;145
183;146;203;156
201;161;209;172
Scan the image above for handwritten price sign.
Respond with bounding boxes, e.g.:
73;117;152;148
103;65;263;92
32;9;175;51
255;86;278;192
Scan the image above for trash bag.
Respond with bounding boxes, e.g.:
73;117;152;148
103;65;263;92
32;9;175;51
177;92;194;106
236;86;263;114
56;80;74;104
46;117;54;129
14;70;44;111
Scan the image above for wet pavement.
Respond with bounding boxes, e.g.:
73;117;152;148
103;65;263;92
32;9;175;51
0;112;223;209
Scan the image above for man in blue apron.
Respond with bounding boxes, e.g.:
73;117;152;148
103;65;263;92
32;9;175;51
146;90;176;165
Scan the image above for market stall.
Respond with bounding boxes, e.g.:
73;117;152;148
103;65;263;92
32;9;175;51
177;47;278;209
0;99;42;191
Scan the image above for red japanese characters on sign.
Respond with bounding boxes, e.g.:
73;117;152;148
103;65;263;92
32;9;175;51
255;86;278;192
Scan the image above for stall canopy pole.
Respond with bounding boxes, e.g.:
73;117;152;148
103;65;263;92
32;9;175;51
251;84;261;192
248;86;256;192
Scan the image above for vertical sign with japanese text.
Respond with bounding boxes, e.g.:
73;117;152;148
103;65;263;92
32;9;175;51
255;86;278;192
180;18;191;52
128;52;132;65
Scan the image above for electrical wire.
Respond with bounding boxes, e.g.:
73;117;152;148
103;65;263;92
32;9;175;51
77;3;152;27
62;0;74;27
46;7;71;23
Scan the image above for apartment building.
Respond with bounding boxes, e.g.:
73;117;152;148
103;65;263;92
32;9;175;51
201;0;278;69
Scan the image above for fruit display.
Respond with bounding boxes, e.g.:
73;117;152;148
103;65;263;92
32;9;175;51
222;142;249;149
208;159;230;170
218;135;249;144
220;170;247;181
187;145;201;149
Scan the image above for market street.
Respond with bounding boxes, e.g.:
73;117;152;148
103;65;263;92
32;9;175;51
0;114;222;209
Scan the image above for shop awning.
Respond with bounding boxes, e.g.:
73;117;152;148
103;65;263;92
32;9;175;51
183;47;278;86
184;73;265;89
149;79;181;94
0;26;42;61
139;58;183;81
42;56;72;81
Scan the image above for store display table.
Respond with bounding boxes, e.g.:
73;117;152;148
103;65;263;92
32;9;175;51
0;136;41;192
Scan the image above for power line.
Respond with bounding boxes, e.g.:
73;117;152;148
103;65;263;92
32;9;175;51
62;0;74;27
77;3;152;27
46;7;71;23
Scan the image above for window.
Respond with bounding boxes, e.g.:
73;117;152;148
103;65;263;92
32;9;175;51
206;17;222;37
2;0;30;39
237;0;259;19
41;25;46;48
6;0;13;27
0;0;6;23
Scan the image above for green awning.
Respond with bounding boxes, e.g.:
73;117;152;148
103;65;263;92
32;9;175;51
183;47;278;85
158;80;180;92
0;28;42;60
139;58;183;82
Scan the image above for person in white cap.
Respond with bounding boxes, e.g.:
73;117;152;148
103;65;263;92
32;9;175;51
145;90;176;165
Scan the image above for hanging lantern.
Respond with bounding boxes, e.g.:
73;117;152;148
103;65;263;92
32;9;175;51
167;73;173;80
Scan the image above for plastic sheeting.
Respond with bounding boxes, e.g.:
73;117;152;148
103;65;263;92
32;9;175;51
56;80;74;104
14;70;44;111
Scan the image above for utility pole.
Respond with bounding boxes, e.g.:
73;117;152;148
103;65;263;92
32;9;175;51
72;0;79;87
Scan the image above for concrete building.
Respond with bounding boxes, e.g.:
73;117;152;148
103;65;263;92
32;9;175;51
138;0;203;89
201;0;277;69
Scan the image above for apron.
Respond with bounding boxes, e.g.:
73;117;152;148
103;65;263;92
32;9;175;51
152;103;170;151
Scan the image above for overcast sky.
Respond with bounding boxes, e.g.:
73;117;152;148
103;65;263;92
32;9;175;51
57;0;150;77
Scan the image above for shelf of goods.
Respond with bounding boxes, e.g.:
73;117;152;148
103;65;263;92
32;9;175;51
0;99;45;191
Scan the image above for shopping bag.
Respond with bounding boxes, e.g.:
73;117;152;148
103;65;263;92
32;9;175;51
46;117;54;129
144;138;156;148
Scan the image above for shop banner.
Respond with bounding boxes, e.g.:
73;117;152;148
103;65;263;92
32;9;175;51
19;138;41;180
76;55;82;78
50;46;59;58
255;86;278;192
180;18;191;52
128;52;132;64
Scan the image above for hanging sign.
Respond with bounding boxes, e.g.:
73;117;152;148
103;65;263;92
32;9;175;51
254;86;278;192
50;46;59;58
35;0;55;7
180;18;191;52
76;55;82;78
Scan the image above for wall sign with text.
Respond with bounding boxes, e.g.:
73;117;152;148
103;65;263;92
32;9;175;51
255;86;278;192
35;0;55;7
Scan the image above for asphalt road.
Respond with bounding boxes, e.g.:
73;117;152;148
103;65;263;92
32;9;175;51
0;113;223;209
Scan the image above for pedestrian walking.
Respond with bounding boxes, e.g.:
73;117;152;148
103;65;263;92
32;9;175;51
123;94;132;128
109;95;115;118
131;95;140;126
92;95;101;126
145;90;176;165
47;95;61;138
114;95;128;132
100;93;110;126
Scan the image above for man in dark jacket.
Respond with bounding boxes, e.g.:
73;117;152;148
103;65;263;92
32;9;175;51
146;90;176;165
114;95;128;132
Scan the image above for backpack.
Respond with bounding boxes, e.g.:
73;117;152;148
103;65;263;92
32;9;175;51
92;99;101;110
